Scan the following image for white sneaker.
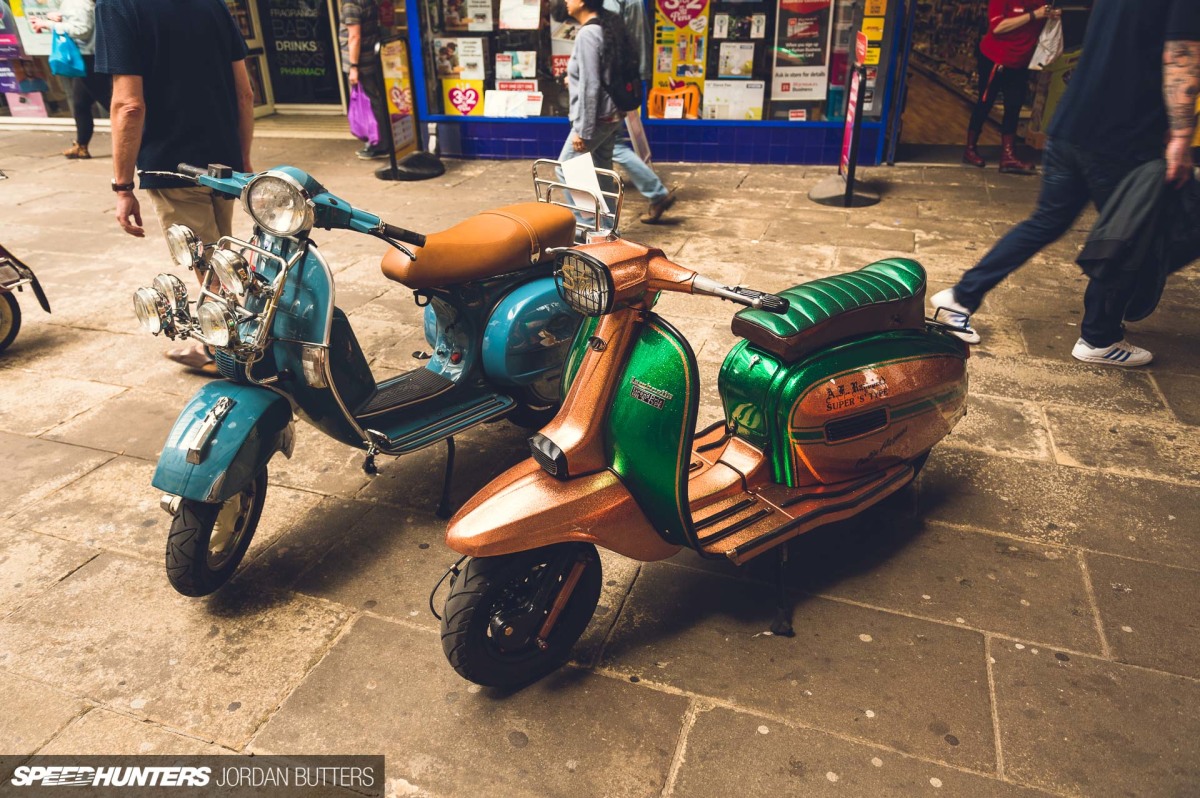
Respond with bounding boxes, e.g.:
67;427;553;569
929;288;981;344
1071;338;1153;367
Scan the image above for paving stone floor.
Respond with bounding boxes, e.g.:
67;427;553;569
1;130;1198;797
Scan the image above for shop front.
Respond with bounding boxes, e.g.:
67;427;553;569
2;0;897;166
0;0;362;128
407;0;902;164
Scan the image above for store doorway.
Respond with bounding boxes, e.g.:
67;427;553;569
892;0;1092;164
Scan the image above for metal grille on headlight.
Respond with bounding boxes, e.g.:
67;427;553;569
554;252;613;317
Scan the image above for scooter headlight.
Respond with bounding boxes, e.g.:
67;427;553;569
152;273;190;323
165;225;203;270
554;251;614;317
133;286;171;335
242;172;314;237
210;249;251;302
197;301;238;348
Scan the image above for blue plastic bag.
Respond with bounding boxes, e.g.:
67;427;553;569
49;31;85;78
347;84;379;148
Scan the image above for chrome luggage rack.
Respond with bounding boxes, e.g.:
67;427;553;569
532;159;624;241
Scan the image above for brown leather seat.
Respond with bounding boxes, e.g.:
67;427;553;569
381;202;576;289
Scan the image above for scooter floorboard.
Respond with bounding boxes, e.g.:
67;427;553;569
692;464;914;564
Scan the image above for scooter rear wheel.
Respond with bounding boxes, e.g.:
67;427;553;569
440;543;602;687
165;469;268;597
0;292;21;354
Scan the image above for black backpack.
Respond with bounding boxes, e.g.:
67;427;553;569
584;17;643;113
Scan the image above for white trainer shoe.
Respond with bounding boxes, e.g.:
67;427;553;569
929;288;981;344
1070;338;1153;367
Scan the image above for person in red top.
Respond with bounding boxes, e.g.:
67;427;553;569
963;0;1061;173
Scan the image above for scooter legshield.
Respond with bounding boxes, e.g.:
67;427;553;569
153;381;294;504
481;276;580;386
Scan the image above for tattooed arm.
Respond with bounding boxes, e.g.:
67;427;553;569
1164;40;1200;187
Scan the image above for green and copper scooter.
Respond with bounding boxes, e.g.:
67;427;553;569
433;235;970;687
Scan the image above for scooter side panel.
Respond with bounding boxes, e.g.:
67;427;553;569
481;278;581;386
759;331;967;486
605;314;700;548
559;315;601;400
152;382;294;504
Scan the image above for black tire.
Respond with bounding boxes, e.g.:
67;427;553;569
0;292;21;354
441;543;602;687
165;468;268;597
911;449;932;478
506;401;557;430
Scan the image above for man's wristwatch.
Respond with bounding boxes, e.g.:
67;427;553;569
111;179;135;192
350;62;358;68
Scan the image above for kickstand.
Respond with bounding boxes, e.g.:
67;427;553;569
436;437;456;519
769;543;795;637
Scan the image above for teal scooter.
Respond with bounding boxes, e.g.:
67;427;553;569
134;161;621;596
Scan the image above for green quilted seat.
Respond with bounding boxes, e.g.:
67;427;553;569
731;258;927;362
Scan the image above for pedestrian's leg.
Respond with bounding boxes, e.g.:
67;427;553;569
1076;151;1146;351
612;138;668;203
364;70;391;152
211;195;236;240
71;77;94;147
953;139;1090;310
967;48;1000;135
997;68;1036;174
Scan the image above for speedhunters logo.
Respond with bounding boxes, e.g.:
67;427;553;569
3;756;384;796
11;767;210;787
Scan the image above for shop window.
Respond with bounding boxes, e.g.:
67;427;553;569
415;0;892;123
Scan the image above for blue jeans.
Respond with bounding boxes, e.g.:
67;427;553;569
954;138;1146;347
557;120;622;170
613;136;669;203
557;120;622;226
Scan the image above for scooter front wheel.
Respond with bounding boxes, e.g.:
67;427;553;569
0;292;21;353
165;469;268;597
440;543;602;687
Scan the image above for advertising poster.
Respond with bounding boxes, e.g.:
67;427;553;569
717;42;754;77
712;12;765;40
224;0;256;39
262;0;340;104
0;61;18;92
495;50;536;80
434;37;485;79
466;0;493;30
652;0;710;98
499;0;540;30
702;79;763;119
550;20;578;77
442;78;485;115
1;0;24;58
771;0;834;102
380;39;417;157
443;0;470;31
12;0;61;56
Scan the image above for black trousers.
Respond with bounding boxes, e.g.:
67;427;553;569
354;68;391;151
73;54;112;147
968;47;1029;136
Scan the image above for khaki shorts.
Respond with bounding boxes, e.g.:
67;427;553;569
148;187;235;249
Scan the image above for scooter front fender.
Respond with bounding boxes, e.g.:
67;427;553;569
153;382;295;504
447;458;681;561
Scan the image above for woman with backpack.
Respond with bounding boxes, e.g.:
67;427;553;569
558;0;635;172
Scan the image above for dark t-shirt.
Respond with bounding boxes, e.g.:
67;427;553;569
1048;0;1200;159
339;0;381;74
95;0;248;189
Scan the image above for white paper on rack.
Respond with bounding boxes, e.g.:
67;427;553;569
561;152;610;215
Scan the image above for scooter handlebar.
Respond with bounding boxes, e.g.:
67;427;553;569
691;275;790;314
381;223;426;249
177;163;207;179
